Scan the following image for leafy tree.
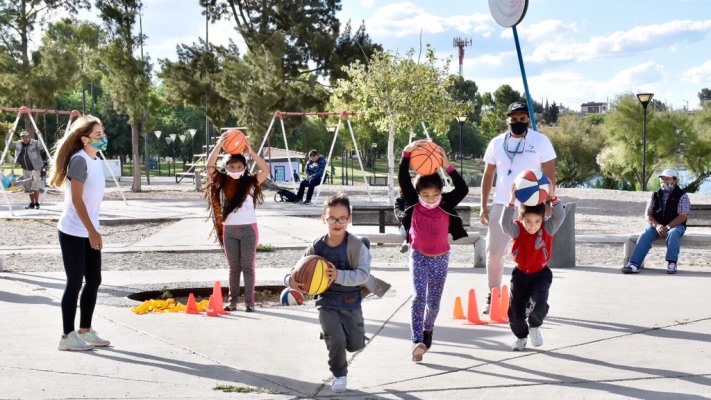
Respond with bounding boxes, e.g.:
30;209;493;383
540;114;604;187
699;87;711;108
479;84;524;140
96;0;152;191
328;20;382;85
0;0;90;109
201;0;341;78
447;75;482;124
332;46;468;201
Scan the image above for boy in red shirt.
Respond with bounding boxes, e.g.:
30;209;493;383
499;184;565;351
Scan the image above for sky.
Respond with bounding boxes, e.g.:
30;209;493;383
69;0;711;112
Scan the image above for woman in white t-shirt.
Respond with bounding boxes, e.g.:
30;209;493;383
48;115;110;351
206;132;270;312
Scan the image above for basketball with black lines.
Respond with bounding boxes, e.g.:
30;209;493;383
291;255;331;295
409;141;443;175
221;129;247;154
514;169;550;206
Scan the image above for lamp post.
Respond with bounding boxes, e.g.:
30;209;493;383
636;92;654;191
456;116;467;172
187;129;197;162
371;143;377;177
154;131;162;177
166;134;177;176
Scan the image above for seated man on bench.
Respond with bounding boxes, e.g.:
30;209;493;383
622;168;690;275
296;149;327;205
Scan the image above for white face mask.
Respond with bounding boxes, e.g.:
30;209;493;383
226;170;244;179
418;195;442;209
662;182;675;191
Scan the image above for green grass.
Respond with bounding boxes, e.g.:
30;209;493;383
122;162;186;177
257;244;275;252
212;384;279;394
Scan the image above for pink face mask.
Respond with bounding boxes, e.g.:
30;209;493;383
418;195;441;209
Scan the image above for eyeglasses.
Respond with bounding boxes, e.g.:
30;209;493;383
509;116;529;123
326;216;349;225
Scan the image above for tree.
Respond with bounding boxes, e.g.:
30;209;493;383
328;20;382;85
447;75;482;123
201;0;341;78
332;46;468;202
0;0;90;108
479;84;524;140
96;0;152;191
540;114;604;187
699;88;711;108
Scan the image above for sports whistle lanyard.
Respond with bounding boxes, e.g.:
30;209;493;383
503;133;525;176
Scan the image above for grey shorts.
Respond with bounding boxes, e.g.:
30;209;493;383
21;169;42;192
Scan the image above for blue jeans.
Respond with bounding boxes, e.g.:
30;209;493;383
630;224;686;266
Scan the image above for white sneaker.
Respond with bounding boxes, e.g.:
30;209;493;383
411;342;427;362
511;337;527;351
77;328;110;347
529;327;543;347
58;331;94;351
331;376;347;393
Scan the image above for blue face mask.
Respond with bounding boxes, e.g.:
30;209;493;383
90;137;108;151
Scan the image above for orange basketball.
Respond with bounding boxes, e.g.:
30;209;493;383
409;141;443;175
221;129;247;154
291;255;331;295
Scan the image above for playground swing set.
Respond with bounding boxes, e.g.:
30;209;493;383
1;106;126;216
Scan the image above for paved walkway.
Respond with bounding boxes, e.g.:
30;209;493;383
1;198;711;399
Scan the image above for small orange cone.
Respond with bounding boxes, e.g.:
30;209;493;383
489;286;505;323
466;288;488;325
213;281;228;315
185;293;199;314
453;296;465;319
499;285;510;323
206;295;219;317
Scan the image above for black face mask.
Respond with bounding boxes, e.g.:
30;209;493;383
509;122;528;135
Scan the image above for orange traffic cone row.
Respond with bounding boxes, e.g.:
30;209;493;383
206;295;219;317
185;293;199;314
499;285;510;323
213;281;228;315
466;288;488;325
453;296;465;319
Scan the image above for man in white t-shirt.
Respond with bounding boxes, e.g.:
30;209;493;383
479;102;557;313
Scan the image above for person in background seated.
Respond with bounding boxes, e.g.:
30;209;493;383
295;149;326;205
621;168;689;275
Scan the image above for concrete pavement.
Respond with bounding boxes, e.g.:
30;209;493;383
1;197;711;399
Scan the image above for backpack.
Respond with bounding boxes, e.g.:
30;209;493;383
274;188;299;203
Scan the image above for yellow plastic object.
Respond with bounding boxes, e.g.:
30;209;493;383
131;298;211;314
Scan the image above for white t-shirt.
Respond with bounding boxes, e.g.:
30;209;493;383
223;193;257;225
57;150;106;237
483;129;557;204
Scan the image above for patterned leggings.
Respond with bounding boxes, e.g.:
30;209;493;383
409;250;450;342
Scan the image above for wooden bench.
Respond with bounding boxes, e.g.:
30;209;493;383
351;204;471;233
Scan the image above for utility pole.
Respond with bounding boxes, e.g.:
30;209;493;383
452;37;472;77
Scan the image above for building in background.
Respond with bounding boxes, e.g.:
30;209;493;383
580;102;608;116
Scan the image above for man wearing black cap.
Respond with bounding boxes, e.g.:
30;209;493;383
479;102;557;313
13;131;45;209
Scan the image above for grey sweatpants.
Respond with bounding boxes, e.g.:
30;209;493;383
319;307;366;377
223;223;258;307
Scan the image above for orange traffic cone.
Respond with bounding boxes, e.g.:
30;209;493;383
466;288;487;325
185;293;199;314
206;295;219;317
213;281;228;315
499;285;510;323
489;286;505;323
453;296;465;319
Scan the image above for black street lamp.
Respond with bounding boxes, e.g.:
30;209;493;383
371;142;377;177
636;92;654;191
456;116;467;172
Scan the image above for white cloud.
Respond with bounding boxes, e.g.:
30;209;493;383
609;62;665;87
528;19;711;63
359;0;375;8
367;2;493;38
681;59;711;83
500;19;579;42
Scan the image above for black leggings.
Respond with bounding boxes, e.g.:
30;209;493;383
58;230;102;335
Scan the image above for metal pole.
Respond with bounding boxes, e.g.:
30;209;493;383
642;105;648;191
144;133;150;184
512;25;537;131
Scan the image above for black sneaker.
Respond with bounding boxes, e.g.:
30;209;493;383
423;330;433;350
34;203;40;209
482;292;492;315
25;203;35;209
245;306;255;312
223;304;236;312
302;201;311;205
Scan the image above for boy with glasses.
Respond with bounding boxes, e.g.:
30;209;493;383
285;193;388;393
479;102;557;314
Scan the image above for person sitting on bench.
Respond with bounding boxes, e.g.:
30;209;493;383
296;149;326;205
